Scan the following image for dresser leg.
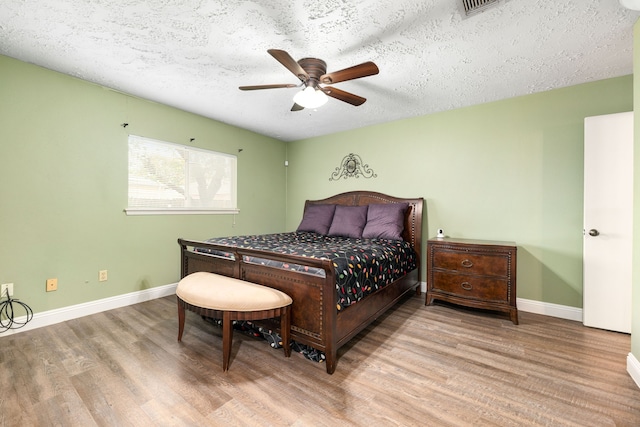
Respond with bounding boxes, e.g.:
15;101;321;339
425;292;434;306
510;309;519;325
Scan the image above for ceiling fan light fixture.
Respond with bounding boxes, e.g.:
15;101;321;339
620;0;640;10
293;86;328;109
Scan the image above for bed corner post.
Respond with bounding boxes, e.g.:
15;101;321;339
326;348;338;374
413;198;425;296
324;260;338;374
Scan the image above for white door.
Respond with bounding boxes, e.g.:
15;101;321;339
583;111;633;333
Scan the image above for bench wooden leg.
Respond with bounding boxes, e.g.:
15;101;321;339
281;305;291;358
177;297;185;342
177;292;291;371
222;311;233;371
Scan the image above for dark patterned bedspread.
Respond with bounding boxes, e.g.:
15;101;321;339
198;232;417;311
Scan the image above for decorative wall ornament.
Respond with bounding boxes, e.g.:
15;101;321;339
329;153;377;181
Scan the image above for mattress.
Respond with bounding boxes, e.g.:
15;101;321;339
197;231;418;311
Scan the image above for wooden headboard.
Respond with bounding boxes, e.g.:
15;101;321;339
304;190;424;258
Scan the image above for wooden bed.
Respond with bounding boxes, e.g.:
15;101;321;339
177;191;424;374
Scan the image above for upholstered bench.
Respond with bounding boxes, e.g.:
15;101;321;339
176;271;293;371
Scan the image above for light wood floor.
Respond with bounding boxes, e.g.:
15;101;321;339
1;294;639;426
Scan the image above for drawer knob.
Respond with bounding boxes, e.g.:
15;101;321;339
461;282;473;291
461;259;473;268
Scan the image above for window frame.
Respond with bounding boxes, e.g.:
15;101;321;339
125;135;238;216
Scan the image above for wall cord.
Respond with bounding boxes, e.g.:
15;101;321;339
0;288;33;333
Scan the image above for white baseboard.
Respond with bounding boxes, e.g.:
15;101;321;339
516;297;583;322
628;353;640;389
0;284;586;336
0;282;178;336
420;281;427;293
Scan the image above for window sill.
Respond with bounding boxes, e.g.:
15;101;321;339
124;208;240;216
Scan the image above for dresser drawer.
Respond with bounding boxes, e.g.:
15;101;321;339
433;250;509;277
431;271;509;302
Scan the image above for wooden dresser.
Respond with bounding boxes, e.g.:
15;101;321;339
426;237;518;324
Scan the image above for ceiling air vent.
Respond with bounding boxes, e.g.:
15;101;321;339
462;0;500;16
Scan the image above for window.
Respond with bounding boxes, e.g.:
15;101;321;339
126;135;237;215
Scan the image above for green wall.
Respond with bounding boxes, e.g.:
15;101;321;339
0;55;286;314
286;75;633;309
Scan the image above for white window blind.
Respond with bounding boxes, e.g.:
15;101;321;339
126;135;238;215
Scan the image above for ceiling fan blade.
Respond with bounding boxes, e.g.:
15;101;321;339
321;86;366;106
320;61;379;85
291;103;305;111
239;84;298;91
268;49;309;82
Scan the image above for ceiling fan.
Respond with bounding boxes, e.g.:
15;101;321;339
239;49;379;111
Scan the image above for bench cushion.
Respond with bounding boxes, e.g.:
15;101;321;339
176;272;292;312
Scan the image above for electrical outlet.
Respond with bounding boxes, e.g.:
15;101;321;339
99;270;108;282
1;283;13;297
46;278;58;292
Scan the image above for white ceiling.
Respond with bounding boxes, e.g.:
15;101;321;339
0;1;638;141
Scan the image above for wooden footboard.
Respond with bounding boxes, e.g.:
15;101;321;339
179;240;338;360
178;191;424;374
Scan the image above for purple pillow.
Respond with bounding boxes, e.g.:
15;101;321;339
327;205;369;238
297;204;336;235
362;203;409;240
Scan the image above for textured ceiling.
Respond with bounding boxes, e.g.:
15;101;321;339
0;0;638;141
